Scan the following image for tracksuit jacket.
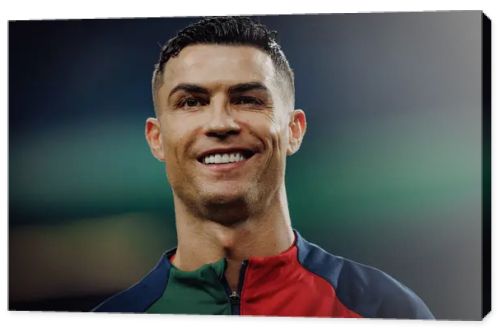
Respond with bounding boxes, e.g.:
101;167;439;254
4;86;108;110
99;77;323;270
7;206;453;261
94;230;434;319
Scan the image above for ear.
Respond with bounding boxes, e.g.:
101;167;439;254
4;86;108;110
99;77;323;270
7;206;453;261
145;117;165;161
287;109;307;156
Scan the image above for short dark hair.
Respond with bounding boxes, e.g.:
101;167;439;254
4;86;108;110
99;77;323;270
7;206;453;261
152;16;295;111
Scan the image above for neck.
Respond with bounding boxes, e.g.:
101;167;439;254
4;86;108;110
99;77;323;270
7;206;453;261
171;185;295;290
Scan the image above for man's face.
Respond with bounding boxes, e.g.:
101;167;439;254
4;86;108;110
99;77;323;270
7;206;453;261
146;44;305;223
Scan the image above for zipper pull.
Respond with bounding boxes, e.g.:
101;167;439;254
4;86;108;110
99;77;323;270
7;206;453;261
229;291;240;304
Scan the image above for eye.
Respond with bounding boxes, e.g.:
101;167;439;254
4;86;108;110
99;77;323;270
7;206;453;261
177;97;207;109
232;96;264;106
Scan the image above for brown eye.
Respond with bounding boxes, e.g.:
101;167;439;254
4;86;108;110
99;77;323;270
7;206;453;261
185;98;200;107
177;97;206;109
233;96;264;105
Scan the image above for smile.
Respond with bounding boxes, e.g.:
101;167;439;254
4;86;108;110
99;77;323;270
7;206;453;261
203;152;246;164
197;149;256;166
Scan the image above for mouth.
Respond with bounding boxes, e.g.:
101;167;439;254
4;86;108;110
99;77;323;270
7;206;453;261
197;149;256;166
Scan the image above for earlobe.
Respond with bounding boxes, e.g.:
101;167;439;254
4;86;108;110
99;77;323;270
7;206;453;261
145;117;165;161
287;109;307;156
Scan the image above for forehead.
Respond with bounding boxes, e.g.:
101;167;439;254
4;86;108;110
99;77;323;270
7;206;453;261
160;44;277;91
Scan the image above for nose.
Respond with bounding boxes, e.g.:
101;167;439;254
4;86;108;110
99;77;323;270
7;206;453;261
204;100;241;139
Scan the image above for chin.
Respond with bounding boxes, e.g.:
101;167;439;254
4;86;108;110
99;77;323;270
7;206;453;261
203;190;247;207
199;190;254;224
201;183;248;202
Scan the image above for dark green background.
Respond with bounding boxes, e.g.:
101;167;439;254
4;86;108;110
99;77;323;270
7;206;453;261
9;11;485;319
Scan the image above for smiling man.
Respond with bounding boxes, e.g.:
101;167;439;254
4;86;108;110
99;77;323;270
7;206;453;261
94;16;433;319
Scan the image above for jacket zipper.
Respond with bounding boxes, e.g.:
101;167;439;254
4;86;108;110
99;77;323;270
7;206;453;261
222;260;248;315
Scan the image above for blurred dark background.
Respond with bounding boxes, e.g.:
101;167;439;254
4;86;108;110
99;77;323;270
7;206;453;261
9;12;485;319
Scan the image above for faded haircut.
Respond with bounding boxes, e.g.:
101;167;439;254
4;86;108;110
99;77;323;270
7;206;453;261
152;16;295;113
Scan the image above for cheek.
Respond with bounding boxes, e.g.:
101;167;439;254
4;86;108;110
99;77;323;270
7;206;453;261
160;125;177;160
159;117;196;166
265;113;289;150
240;113;289;158
160;131;179;182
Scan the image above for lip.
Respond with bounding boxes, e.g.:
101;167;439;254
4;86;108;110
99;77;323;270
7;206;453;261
198;157;252;172
196;146;258;172
196;146;256;162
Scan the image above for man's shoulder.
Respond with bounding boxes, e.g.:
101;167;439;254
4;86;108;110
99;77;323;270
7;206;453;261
295;232;434;319
92;250;173;313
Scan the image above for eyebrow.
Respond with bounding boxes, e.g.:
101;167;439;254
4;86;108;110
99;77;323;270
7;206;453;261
228;82;269;95
167;81;270;101
167;84;209;101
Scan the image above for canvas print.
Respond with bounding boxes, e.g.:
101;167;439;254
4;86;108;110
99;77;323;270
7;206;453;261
9;11;491;320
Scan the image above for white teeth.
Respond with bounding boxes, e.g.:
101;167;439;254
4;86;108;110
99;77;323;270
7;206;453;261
203;152;246;164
